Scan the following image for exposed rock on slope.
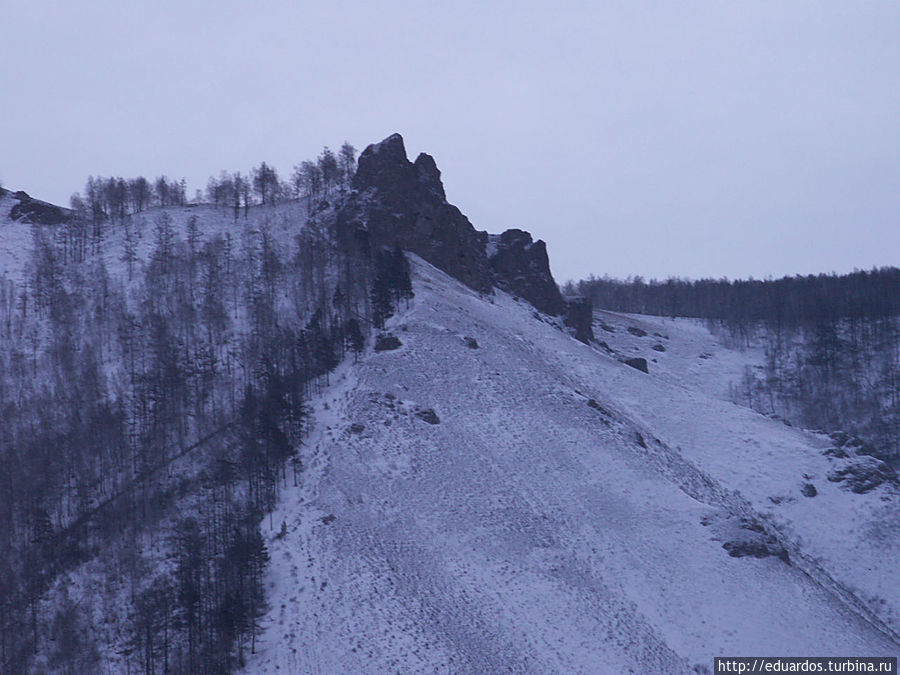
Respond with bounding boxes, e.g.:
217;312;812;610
487;228;594;342
373;333;403;352
563;295;594;343
827;456;897;494
1;187;72;225
487;228;565;315
625;356;649;373
339;133;594;342
339;133;492;293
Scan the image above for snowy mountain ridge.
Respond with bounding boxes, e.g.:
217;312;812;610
2;135;898;673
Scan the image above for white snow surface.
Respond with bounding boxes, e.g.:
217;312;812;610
245;257;900;674
0;194;34;280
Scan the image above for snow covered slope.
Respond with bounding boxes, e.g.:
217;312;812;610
0;192;34;280
0;198;310;286
245;256;899;674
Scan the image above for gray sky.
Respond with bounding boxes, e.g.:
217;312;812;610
2;1;898;283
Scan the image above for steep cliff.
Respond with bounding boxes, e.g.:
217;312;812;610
339;133;492;293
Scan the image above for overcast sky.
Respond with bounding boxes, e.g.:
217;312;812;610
2;1;898;282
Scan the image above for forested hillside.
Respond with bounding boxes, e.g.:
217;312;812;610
569;272;900;462
0;144;415;673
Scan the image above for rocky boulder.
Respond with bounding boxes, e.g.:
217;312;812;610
624;357;649;373
704;514;790;564
722;537;790;563
563;296;594;344
414;408;441;425
374;334;403;352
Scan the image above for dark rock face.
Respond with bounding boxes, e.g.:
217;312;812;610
488;229;565;316
341;134;492;293
801;482;818;497
412;153;445;201
5;189;72;225
563;296;594;344
624;357;649;373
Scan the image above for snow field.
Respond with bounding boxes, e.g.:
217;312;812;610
246;257;899;674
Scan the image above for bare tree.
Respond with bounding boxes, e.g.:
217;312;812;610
252;162;279;206
317;147;339;198
293;161;321;210
128;177;151;213
339;142;356;192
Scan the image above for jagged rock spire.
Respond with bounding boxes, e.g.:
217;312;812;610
342;133;492;293
342;133;593;342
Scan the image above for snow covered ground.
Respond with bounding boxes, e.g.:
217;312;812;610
0;197;311;288
245;257;900;674
0;193;35;280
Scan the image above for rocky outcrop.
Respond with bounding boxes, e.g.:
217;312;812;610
485;229;594;343
342;133;594;338
624;357;649;373
487;229;565;316
4;189;72;225
722;537;790;563
827;456;896;493
703;514;790;564
563;296;594;344
374;334;403;352
340;134;492;293
414;408;441;425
